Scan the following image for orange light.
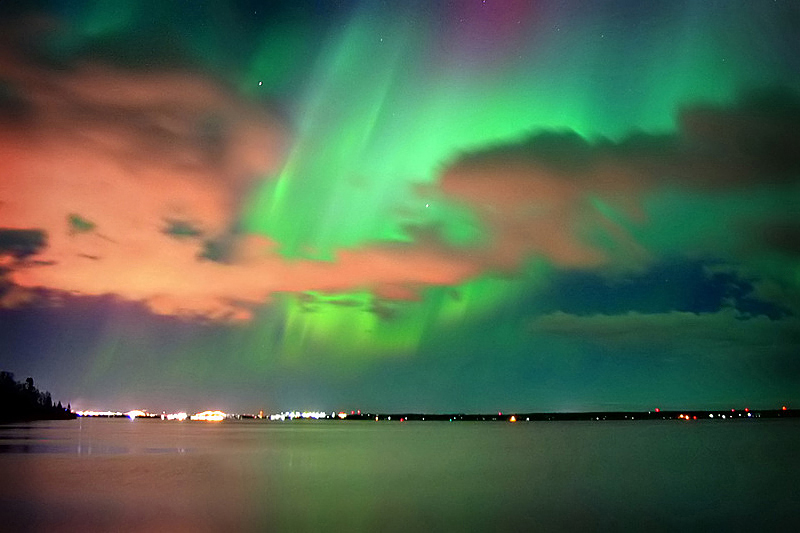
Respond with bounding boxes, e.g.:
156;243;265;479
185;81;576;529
509;415;517;423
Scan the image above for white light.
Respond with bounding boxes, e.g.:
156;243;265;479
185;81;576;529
190;410;226;421
258;81;262;86
76;410;123;417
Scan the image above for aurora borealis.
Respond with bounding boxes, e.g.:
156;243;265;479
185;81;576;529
1;0;799;413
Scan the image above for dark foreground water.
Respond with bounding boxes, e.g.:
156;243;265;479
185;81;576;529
0;418;798;532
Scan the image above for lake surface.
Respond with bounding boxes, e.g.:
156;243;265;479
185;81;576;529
1;418;798;532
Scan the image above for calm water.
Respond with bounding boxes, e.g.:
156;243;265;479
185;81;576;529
0;418;798;532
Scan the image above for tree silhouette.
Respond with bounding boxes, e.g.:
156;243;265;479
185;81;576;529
0;371;75;423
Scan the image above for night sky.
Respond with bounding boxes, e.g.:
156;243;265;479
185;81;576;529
1;0;799;414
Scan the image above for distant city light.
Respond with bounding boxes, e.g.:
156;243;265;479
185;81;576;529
190;410;226;421
269;411;330;421
76;410;123;417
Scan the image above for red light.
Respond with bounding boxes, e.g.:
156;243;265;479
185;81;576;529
783;406;787;410
351;411;355;415
745;408;749;412
655;408;660;413
693;416;697;420
731;409;735;412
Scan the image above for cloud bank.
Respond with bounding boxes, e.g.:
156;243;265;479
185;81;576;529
2;17;799;321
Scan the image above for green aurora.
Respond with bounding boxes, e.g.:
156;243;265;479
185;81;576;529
0;0;798;412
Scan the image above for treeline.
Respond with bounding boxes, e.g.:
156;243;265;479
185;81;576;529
0;371;75;423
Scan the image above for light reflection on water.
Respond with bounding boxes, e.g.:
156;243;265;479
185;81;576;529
0;418;798;532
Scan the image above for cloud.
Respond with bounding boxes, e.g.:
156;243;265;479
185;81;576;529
2;17;799;323
0;24;500;320
0;228;47;260
758;222;800;258
529;308;800;355
438;88;800;274
0;36;294;318
162;219;204;240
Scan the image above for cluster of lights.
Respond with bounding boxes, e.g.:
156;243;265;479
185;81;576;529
74;405;791;423
76;410;125;417
189;410;227;421
76;409;228;421
269;411;331;421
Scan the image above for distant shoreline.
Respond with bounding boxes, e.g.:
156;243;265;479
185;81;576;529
71;408;796;423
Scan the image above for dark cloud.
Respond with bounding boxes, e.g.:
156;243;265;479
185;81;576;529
679;88;800;179
445;87;800;194
198;238;232;263
434;88;800;284
0;228;46;259
759;222;800;257
519;260;790;320
163;219;203;239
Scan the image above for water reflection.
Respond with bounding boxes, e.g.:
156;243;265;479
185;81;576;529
0;418;798;532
